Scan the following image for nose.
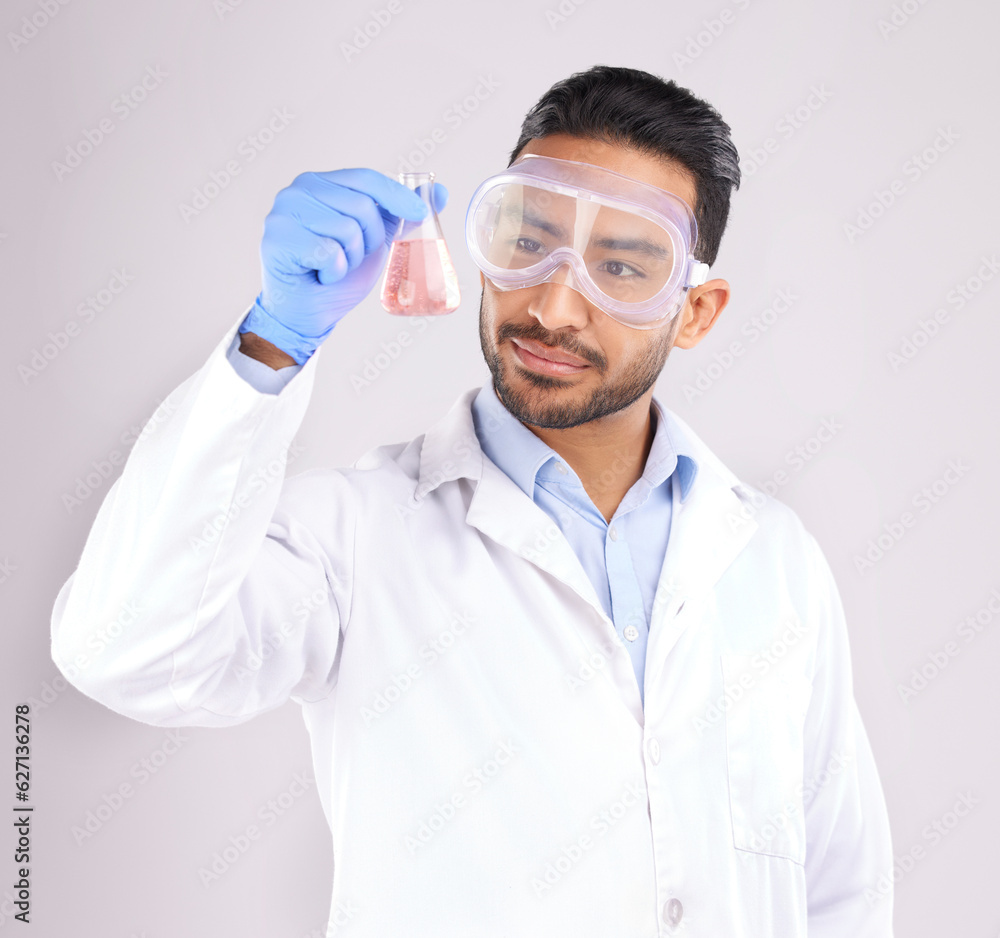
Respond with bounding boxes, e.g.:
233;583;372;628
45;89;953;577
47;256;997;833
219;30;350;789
526;267;592;332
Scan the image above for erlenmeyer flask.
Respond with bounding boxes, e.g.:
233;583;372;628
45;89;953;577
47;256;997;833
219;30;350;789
380;171;461;316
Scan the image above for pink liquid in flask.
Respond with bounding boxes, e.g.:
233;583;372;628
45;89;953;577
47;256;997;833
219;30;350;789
380;238;461;315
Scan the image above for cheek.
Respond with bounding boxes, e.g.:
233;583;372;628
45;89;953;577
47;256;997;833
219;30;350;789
609;332;668;372
478;288;509;354
477;286;493;322
480;286;521;336
479;284;499;323
600;332;635;367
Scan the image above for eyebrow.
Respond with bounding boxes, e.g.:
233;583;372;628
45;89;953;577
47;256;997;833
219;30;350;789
591;235;671;259
508;205;672;260
507;205;568;240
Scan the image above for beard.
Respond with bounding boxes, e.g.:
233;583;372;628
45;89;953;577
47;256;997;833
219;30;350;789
478;291;680;430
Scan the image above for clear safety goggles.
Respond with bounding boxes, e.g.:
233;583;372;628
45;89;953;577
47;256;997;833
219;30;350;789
465;154;710;329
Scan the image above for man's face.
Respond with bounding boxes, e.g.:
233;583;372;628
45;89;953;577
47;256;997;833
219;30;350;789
478;134;700;431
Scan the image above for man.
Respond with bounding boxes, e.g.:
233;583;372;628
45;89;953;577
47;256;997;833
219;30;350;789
51;66;894;936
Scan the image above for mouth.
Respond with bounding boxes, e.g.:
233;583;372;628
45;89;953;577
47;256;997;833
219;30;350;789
508;337;591;376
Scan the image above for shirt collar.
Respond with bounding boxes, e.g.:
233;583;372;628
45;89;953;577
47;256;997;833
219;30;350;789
470;379;697;503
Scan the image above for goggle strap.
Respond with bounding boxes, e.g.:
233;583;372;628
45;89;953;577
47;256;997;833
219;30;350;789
686;261;710;289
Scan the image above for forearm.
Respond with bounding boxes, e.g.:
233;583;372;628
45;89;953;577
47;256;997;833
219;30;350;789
238;330;298;369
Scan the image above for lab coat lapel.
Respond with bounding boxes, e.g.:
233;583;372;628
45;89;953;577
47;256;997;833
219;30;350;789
645;408;760;681
465;458;609;615
464;461;645;726
417;388;610;619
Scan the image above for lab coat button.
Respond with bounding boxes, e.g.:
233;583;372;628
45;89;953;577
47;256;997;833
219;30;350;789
608;525;619;541
662;898;683;926
623;624;639;642
646;737;660;764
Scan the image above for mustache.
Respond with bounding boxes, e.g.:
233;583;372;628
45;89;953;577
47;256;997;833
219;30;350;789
496;322;606;369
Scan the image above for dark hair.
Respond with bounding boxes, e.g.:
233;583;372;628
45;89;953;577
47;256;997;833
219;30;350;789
510;65;740;267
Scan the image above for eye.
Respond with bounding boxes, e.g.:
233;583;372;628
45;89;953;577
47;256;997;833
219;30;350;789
599;259;644;278
515;237;546;256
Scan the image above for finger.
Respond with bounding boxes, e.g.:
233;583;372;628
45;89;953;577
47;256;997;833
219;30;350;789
263;214;349;284
410;181;448;216
293;168;429;224
272;188;373;270
432;182;448;214
277;179;387;258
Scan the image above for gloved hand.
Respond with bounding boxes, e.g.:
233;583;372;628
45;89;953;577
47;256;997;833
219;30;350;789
240;169;448;365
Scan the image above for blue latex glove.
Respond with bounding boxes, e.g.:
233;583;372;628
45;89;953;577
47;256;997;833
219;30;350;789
240;169;448;364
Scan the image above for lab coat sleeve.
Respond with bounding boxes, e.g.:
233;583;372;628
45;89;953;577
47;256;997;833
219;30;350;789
50;320;354;729
801;532;894;936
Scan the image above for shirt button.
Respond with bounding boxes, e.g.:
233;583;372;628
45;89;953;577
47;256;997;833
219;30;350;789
555;462;568;474
623;624;639;642
662;898;683;926
646;737;660;765
608;525;619;541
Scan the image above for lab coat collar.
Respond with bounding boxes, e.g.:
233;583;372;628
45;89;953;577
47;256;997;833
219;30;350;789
415;387;485;495
417;385;752;507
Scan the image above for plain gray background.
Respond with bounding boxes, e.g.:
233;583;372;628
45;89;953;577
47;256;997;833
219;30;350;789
2;0;998;934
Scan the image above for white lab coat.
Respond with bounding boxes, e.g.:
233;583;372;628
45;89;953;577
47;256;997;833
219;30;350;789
51;317;894;937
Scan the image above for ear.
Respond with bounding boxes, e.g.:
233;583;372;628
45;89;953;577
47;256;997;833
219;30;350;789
671;278;731;350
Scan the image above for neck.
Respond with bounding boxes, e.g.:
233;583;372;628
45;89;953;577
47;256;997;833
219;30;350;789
522;391;656;523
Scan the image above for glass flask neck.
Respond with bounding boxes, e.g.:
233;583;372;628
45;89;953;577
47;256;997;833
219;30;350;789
400;171;435;188
395;171;442;242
